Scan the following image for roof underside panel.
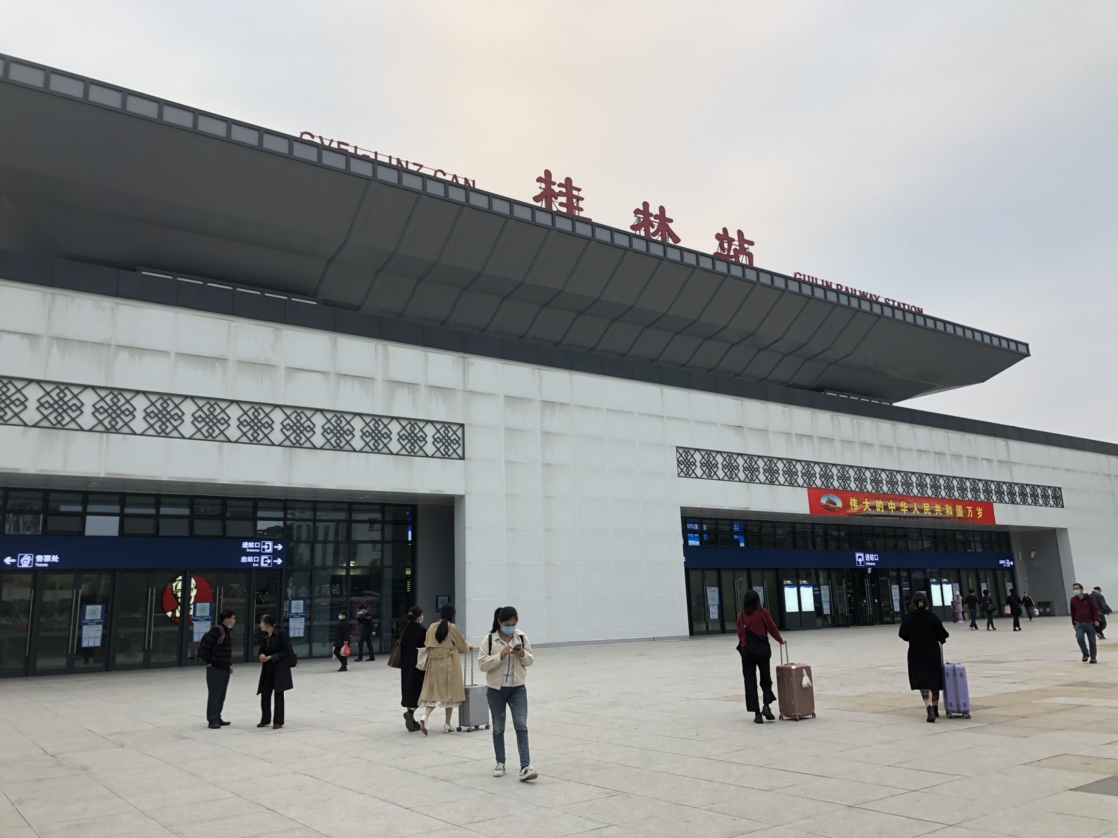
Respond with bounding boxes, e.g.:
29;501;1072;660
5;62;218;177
0;68;1029;403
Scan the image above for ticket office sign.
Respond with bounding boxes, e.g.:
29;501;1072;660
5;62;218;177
807;488;996;525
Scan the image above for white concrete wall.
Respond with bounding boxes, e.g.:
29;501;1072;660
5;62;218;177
1;278;1116;644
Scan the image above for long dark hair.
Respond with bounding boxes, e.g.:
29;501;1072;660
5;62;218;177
741;590;761;616
491;606;518;634
435;603;455;644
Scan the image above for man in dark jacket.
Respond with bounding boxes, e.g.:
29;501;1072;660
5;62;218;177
197;609;237;729
964;590;980;631
1091;587;1111;640
334;610;351;672
356;607;376;662
1071;583;1100;663
981;590;997;631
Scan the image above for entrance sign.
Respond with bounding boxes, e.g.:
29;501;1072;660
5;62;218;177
808;488;997;525
0;536;290;571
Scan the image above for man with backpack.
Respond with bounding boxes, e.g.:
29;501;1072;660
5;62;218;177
197;609;237;729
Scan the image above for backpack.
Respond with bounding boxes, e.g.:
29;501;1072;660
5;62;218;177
197;625;225;664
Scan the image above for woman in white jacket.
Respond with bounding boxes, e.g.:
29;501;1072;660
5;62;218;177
478;606;537;782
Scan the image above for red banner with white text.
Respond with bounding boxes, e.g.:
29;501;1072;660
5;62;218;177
807;488;996;525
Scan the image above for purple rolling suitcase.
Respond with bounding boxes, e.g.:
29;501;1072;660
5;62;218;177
942;656;971;719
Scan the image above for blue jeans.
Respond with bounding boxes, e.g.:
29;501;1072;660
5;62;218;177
969;609;978;629
488;686;530;769
1075;622;1097;659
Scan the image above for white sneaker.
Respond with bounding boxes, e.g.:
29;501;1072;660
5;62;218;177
492;763;506;778
519;765;538;782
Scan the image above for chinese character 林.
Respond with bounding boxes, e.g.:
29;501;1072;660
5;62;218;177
631;202;681;244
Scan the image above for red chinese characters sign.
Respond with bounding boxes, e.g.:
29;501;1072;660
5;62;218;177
534;169;589;218
807;488;996;525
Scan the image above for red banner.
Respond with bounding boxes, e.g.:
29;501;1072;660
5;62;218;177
807;488;996;525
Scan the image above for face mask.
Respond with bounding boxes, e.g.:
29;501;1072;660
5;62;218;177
500;625;517;635
1073;590;1083;597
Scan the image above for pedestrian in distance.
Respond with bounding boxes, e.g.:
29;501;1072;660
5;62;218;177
356;606;377;661
417;603;473;735
478;606;537;782
982;589;997;631
1022;591;1036;621
898;591;949;723
952;592;964;624
256;613;293;729
398;606;427;732
965;589;980;631
1071;583;1101;663
334;608;351;672
736;589;786;725
1091;587;1111;640
197;609;236;729
1007;588;1024;632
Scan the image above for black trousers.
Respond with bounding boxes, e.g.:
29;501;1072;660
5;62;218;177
206;666;230;724
334;644;347;669
357;637;375;660
1012;614;1021;630
740;648;776;713
259;667;285;725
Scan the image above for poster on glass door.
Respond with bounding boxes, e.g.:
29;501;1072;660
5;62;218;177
705;587;720;622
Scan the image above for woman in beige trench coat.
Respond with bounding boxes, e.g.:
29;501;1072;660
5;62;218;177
418;603;473;735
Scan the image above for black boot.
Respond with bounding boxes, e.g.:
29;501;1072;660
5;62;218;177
926;706;936;723
762;704;776;721
753;712;765;725
932;705;939;718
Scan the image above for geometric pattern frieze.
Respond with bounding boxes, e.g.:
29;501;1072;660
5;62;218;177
676;446;1064;508
0;377;464;460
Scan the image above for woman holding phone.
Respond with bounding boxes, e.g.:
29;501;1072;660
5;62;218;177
478;606;537;781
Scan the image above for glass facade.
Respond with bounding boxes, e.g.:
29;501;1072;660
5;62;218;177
0;489;417;676
683;516;1018;635
683;516;1011;555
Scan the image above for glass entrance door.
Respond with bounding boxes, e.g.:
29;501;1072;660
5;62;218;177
32;573;112;674
854;569;874;625
112;571;185;669
0;573;34;677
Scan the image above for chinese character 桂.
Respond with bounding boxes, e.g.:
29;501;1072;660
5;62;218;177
713;227;755;265
533;169;589;218
631;202;681;244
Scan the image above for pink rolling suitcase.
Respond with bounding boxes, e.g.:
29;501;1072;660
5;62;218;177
942;650;971;719
776;643;816;721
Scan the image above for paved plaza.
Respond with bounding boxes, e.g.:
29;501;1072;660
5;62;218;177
1;618;1117;838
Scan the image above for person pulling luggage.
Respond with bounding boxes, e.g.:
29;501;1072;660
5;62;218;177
478;606;537;782
1007;588;1024;632
898;592;949;723
1022;592;1036;621
736;590;786;725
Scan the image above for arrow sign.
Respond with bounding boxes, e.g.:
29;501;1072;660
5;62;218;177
275;559;283;566
275;545;283;551
3;557;13;565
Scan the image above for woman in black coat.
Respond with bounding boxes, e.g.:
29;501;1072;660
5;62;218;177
1007;589;1024;631
399;606;427;732
256;614;293;729
898;592;949;723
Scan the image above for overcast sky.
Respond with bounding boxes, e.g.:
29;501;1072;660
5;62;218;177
3;1;1116;442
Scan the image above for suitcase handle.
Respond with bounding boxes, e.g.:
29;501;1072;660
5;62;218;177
462;648;476;686
779;641;789;666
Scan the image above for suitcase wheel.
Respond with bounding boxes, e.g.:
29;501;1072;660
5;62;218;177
456;726;462;732
485;724;490;730
964;713;971;719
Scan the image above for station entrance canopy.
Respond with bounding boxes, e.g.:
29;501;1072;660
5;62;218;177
0;54;1028;403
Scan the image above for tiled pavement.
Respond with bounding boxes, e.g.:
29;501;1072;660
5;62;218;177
1;617;1117;837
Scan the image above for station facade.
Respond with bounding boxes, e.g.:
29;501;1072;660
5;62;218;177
0;54;1115;676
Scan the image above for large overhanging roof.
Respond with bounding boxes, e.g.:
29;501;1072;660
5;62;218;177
0;54;1029;403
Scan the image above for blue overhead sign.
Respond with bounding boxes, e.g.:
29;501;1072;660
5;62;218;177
684;546;1015;572
0;536;288;572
